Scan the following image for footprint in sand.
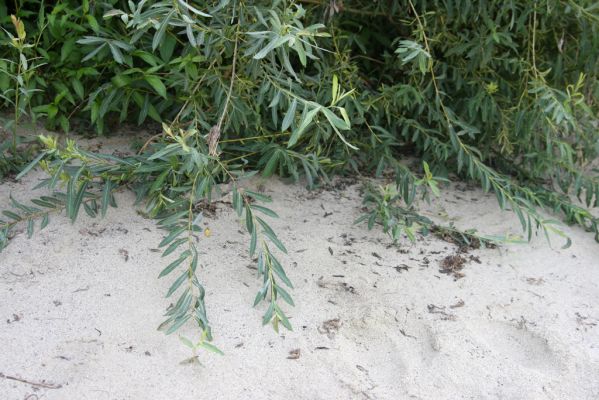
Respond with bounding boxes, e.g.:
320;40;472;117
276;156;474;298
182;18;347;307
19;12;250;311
316;306;409;395
469;320;564;375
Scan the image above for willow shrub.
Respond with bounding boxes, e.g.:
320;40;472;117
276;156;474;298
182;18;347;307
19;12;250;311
1;1;598;353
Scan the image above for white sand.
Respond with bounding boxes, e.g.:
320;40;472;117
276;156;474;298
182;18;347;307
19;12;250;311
1;140;599;399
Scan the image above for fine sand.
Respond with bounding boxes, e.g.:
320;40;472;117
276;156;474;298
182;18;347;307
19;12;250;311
1;136;598;399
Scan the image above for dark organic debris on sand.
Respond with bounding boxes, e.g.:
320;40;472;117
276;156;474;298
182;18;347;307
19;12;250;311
287;349;301;360
318;318;342;339
439;255;467;279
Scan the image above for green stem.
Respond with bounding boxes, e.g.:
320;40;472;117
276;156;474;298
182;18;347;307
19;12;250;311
12;48;22;155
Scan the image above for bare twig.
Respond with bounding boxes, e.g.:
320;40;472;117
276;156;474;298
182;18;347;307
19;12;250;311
0;372;62;389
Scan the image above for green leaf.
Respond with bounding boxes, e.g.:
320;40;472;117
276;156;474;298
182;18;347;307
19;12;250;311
166;271;188;297
245;204;254;232
108;42;125;64
250;205;279;218
40;214;49;230
332;74;339;104
26;219;34;238
262;303;275;325
322;108;349;130
148;143;180;161
288;107;319;148
232;188;243;216
159;34;177;61
254;36;288;60
179;335;194;349
255;216;276;237
262;152;279;177
70;181;89;222
293;40;306;66
83;202;97;218
145;75;167;99
281;98;297;131
2;211;20;221
270;254;292;287
101;180;113;218
16;151;46;180
60;38;76;63
249;225;257;256
177;0;212;17
66;168;83;221
198;341;224;355
159;226;186;247
263;230;287;253
152;9;175;51
87;15;100;32
253;288;266;307
274;304;293;331
190;248;198;273
245;191;272;202
165;314;191;335
158;250;191;278
162;238;187;257
275;284;294;306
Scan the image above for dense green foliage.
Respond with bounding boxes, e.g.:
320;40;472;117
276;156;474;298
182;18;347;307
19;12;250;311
1;0;598;353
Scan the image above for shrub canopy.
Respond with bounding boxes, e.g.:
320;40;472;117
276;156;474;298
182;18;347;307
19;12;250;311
1;0;598;349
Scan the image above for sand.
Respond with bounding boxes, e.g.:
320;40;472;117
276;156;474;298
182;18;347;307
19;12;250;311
1;137;599;399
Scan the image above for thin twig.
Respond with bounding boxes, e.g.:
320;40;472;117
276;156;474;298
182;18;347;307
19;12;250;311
208;24;240;156
0;372;62;389
138;132;164;154
217;35;239;131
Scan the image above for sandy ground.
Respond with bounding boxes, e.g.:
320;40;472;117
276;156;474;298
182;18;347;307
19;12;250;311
1;138;599;399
